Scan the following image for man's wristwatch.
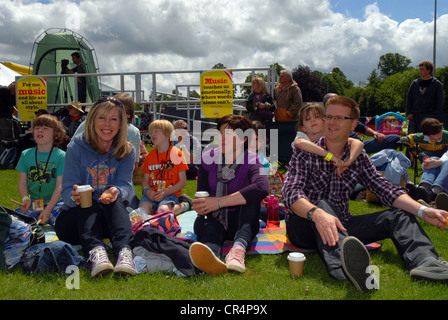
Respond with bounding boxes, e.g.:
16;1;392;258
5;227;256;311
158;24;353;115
307;206;318;222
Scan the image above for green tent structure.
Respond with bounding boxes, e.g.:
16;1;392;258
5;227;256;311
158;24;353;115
29;28;101;108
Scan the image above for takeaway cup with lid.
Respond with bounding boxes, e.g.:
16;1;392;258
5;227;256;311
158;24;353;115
287;252;306;277
77;185;93;208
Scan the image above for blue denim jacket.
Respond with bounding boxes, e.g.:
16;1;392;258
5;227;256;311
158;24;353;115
4;217;32;269
20;240;87;274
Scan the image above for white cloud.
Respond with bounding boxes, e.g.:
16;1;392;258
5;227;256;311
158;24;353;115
0;0;446;95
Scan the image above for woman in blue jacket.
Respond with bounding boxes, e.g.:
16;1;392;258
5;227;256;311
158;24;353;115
55;97;136;277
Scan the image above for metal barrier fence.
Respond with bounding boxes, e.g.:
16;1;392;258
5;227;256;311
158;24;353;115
23;66;278;131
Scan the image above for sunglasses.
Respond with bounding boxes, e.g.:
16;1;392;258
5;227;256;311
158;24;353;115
93;96;124;108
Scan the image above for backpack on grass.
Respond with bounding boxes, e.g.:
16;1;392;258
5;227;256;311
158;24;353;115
0;146;19;169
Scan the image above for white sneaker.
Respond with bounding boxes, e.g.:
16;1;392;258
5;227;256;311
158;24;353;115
89;246;114;278
114;246;136;276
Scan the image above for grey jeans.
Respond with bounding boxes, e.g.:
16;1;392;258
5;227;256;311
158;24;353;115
286;200;438;280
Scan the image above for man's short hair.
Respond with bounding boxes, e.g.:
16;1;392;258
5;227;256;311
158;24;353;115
281;70;293;81
323;93;338;106
173;120;187;129
325;96;360;120
420;118;443;136
419;61;434;73
71;52;81;59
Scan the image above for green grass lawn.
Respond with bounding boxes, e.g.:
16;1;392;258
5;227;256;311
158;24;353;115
1;163;448;301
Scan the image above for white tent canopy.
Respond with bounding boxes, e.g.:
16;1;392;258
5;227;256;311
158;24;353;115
0;63;20;86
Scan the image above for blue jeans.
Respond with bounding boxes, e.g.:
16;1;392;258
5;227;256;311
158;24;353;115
363;134;401;154
420;150;447;163
14;201;63;227
139;194;179;211
420;157;448;193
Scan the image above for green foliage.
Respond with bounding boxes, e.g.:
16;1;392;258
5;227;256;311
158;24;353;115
436;66;448;110
212;63;226;70
346;56;422;116
377;53;412;79
375;69;419;112
320;67;354;97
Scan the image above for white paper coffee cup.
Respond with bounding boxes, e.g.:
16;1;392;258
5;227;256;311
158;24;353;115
287;252;306;277
77;185;93;208
195;191;209;198
194;191;209;219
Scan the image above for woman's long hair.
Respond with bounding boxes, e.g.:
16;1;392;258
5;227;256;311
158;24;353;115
85;97;132;160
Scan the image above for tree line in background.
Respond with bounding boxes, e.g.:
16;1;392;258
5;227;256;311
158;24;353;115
240;53;448;117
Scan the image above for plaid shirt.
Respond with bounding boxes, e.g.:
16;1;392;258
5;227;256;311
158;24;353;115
282;136;407;224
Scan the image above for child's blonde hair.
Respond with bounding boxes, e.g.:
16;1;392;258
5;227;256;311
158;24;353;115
149;119;175;140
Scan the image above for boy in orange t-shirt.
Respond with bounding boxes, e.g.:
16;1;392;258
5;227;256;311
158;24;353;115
139;120;189;215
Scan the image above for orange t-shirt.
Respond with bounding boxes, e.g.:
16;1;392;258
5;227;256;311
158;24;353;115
141;146;188;197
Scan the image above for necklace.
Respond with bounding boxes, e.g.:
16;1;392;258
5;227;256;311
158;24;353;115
35;147;53;194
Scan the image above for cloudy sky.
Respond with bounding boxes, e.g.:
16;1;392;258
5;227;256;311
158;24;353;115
1;0;447;95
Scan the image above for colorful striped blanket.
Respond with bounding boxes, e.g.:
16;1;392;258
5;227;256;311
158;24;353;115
222;225;313;255
178;211;381;255
178;211;311;255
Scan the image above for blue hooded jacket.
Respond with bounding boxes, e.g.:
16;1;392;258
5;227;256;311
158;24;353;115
61;132;135;210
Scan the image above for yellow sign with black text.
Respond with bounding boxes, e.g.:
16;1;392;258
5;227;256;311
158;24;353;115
16;76;47;121
200;70;233;118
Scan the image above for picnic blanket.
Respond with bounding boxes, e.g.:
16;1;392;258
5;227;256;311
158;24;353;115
37;210;381;255
222;225;313;255
177;210;381;255
178;211;311;255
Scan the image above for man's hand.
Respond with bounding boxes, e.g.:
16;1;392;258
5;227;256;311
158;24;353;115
312;208;347;246
421;207;448;231
373;132;385;142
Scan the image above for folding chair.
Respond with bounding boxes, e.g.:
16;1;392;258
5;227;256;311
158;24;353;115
397;140;422;183
401;138;448;183
408;112;448;182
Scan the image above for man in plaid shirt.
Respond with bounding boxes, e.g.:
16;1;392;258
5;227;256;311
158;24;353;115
283;96;448;292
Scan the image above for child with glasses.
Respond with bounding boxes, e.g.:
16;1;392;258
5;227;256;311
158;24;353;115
293;103;364;177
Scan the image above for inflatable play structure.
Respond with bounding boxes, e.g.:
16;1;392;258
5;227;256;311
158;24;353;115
29;28;101;106
368;112;407;136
